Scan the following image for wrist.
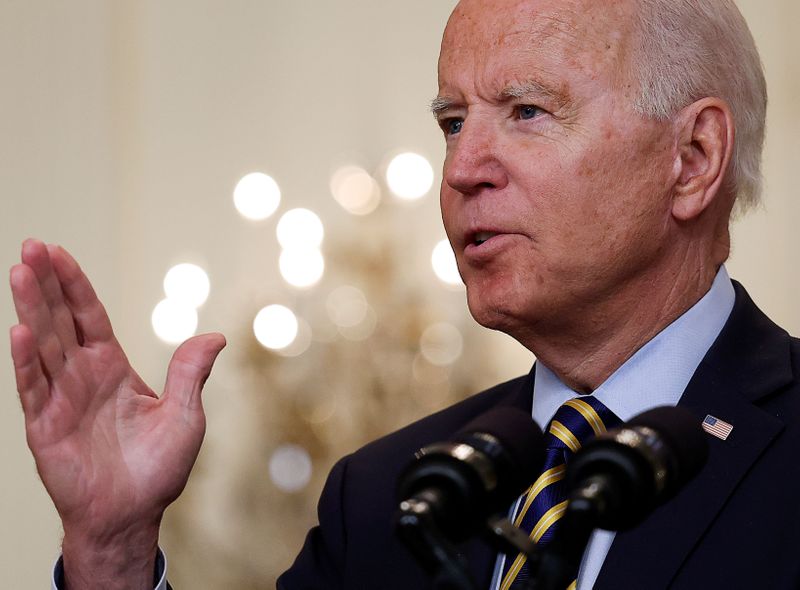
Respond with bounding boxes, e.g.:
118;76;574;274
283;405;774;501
61;522;161;590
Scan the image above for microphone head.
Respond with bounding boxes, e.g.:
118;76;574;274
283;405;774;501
397;407;544;541
455;406;545;494
566;406;709;530
628;406;709;488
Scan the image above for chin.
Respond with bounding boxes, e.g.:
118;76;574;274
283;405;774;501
464;281;532;337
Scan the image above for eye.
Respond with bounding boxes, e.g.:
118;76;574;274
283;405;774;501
440;118;464;136
516;105;542;120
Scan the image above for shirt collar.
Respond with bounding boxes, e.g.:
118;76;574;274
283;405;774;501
532;266;735;428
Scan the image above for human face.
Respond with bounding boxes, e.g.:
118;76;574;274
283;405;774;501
436;0;679;343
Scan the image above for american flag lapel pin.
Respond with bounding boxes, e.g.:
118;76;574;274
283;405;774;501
702;414;734;441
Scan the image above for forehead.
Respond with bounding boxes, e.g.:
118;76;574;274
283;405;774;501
438;0;635;97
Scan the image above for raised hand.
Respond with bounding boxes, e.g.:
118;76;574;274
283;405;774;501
9;239;225;589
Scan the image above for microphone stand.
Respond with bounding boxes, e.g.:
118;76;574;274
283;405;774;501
483;515;540;568
397;501;546;590
397;496;595;590
396;497;479;590
525;480;607;590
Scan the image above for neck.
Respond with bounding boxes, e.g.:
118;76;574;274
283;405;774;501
519;258;719;393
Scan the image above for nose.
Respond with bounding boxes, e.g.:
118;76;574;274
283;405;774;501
443;118;508;196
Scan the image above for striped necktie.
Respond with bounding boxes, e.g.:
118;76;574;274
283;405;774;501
499;396;621;590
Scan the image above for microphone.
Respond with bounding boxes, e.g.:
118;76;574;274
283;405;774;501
564;405;710;531
529;406;710;590
396;407;544;542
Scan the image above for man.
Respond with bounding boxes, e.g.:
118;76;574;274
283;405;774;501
10;0;799;588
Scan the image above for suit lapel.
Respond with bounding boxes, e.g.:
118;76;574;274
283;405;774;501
595;282;792;590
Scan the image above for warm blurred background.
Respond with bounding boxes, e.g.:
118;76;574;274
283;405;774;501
1;1;798;588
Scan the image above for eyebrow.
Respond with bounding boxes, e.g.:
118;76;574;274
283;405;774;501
429;80;568;118
429;96;455;117
499;80;568;105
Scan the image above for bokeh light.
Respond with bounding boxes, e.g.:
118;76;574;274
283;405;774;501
431;239;463;286
268;444;312;493
330;166;381;215
233;172;281;220
420;322;464;366
386;152;434;200
326;286;368;328
279;248;325;289
274;318;313;358
338;306;378;341
151;299;198;344
163;263;210;308
276;208;325;249
253;305;299;350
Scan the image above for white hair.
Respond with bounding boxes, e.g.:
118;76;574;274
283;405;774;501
630;0;768;215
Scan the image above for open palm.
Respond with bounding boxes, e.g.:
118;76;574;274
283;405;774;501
10;239;225;544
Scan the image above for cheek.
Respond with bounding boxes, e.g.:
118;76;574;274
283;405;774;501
439;183;459;240
518;136;670;276
570;141;674;268
513;148;604;241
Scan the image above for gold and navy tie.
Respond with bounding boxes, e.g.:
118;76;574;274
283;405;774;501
499;396;621;590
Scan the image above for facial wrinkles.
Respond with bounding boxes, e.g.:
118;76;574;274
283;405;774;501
440;1;660;195
440;0;635;112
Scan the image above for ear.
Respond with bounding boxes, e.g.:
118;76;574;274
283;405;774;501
671;98;735;221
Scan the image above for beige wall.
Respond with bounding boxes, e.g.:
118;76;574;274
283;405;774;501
1;2;119;585
1;1;797;587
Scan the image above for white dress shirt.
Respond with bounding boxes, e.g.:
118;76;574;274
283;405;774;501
490;266;735;589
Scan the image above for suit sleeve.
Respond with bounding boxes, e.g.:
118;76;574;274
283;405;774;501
277;455;351;590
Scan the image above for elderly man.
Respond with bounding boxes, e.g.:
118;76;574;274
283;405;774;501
10;0;798;588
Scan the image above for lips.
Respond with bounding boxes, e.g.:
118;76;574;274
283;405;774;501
473;231;499;246
461;228;523;263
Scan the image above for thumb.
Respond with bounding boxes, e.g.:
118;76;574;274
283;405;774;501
163;332;226;410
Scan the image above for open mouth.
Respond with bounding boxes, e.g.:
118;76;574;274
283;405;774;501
473;231;499;246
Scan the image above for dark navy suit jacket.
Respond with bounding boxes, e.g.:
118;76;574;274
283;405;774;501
278;283;800;589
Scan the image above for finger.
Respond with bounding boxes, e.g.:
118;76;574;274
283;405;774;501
21;239;79;351
163;333;226;411
10;264;66;378
48;244;114;345
10;324;50;418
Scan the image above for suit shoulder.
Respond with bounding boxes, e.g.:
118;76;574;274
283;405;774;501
351;372;532;466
